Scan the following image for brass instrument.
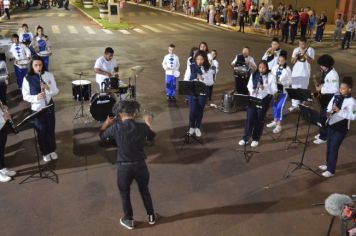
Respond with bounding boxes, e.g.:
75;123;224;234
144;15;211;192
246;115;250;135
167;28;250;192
296;41;311;63
266;48;276;58
0;101;19;134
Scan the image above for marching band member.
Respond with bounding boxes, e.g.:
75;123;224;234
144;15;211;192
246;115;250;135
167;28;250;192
22;56;59;162
0;53;9;105
184;50;214;137
318;77;356;178
208;49;219;101
9;34;31;89
262;37;281;71
198;42;213;63
162;44;180;101
288;38;315;112
266;50;292;134
19;23;34;44
0;106;16;183
314;54;340;145
231;46;257;95
33;26;52;71
94;47;119;92
239;60;277;147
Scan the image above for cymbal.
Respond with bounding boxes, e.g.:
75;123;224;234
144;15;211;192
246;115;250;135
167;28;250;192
129;66;144;75
73;72;88;76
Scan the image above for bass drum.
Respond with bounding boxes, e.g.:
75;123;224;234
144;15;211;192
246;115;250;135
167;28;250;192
221;91;238;113
90;92;117;121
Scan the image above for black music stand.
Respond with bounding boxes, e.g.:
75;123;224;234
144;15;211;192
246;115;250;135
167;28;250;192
283;104;322;179
285;88;313;149
17;104;59;184
178;80;207;149
234;94;262;163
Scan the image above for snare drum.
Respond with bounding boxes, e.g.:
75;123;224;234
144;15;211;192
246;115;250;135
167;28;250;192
104;77;119;91
38;50;52;57
15;59;30;69
90;92;117;121
118;81;129;94
72;80;92;101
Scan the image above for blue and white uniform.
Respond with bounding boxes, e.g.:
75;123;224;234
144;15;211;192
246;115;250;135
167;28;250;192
34;35;51;71
9;42;31;89
19;31;34;44
262;48;281;71
162;53;180;97
271;64;292;121
324;95;356;174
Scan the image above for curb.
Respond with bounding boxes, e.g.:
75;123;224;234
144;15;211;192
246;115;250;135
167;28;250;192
69;1;103;28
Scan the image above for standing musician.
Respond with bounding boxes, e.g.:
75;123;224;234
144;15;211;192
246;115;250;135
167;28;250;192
288;38;315;112
99;100;156;230
184;50;214;138
162;44;180;101
9;34;31;89
22;56;59;162
19;23;34;44
318;77;356;178
33;26;52;71
238;60;277;148
231;46;257;95
94;47;119;92
262;37;281;72
314;54;340;145
266;50;292;134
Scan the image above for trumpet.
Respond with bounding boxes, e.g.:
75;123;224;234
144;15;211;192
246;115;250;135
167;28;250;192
266;48;276;57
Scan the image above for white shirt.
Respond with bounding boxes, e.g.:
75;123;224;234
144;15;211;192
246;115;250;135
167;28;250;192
262;49;281;71
0;61;9;83
9;43;31;61
327;96;356;128
19;31;34;43
0;110;5;130
211;58;219;82
22;72;59;111
162;53;180;76
291;47;315;79
3;0;10;8
247;72;277;99
94;56;118;86
231;55;257;73
345;20;356;32
184;65;215;87
271;64;292;92
321;68;339;94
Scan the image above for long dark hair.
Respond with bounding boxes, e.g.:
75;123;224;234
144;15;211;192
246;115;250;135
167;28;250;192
194;50;211;72
255;60;270;75
188;46;198;63
35;25;44;37
198;42;209;52
27;56;45;76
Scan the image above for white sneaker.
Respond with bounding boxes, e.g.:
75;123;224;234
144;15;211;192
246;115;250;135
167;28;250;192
318;165;327;171
43;154;51;162
273;125;282;134
0;172;11;182
322;171;334;178
313;138;327;145
0;168;16;177
314;134;320;140
288;106;298;112
251;141;259;147
238;139;249;146
195;128;202;137
188;128;195;136
266;121;277;128
50;152;58;160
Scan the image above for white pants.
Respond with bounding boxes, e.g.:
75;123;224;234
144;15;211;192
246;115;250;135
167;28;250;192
291;76;309;107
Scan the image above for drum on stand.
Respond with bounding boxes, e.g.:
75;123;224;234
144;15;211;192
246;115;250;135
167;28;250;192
221;91;238;113
104;77;119;91
37;50;52;57
90;92;116;121
72;80;91;101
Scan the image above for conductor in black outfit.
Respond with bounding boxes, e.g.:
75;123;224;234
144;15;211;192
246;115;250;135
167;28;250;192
99;100;156;230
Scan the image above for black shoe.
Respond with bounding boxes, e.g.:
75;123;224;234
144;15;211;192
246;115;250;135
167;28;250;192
171;96;176;102
148;214;156;225
167;96;171;101
120;217;134;230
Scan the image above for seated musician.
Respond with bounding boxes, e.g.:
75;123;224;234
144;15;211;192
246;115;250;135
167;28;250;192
94;47;119;92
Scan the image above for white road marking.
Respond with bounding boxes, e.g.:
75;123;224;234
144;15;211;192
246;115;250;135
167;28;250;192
52;25;61;34
83;26;96;34
142;25;162;33
68;25;78;34
118;30;130;35
133;28;147;34
155;24;177;32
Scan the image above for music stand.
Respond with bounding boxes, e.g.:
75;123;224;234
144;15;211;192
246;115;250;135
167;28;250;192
17;104;59;184
234;94;263;163
178;80;207;149
283;104;322;179
285;88;313;149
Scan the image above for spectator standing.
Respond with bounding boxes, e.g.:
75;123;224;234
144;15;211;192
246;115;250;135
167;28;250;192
300;8;310;39
264;7;273;36
315;12;327;42
307;10;316;39
333;14;344;43
232;1;238;26
341;15;356;50
3;0;10;20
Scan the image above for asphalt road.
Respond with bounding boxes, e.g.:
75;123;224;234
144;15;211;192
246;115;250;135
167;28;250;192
0;3;356;236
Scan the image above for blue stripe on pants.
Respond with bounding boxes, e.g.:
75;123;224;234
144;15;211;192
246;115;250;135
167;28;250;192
14;65;28;89
165;75;176;97
188;95;206;128
272;93;287;122
42;56;49;71
326;127;347;174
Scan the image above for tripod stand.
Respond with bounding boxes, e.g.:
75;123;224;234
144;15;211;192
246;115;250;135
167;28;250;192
180;132;203;150
73;72;90;122
284;104;322;179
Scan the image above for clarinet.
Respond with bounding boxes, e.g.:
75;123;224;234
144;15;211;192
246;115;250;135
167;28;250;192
39;73;48;106
0;101;19;134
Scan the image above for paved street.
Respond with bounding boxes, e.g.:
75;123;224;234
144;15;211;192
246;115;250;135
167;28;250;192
0;3;356;236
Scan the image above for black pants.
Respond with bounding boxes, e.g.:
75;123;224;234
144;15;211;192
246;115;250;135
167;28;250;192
300;24;307;38
0;127;7;169
5;8;10;19
326;127;347;174
64;0;69;9
319;94;334;140
33;105;56;156
243;95;272;141
290;25;298;43
281;25;289;43
117;161;154;220
0;82;7;105
239;16;245;32
234;76;249;95
207;85;213;101
342;31;352;49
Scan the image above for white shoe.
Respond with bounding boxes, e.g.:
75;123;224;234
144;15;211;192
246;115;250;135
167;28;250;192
288;106;298;112
314;134;320;140
0;172;11;182
313;138;327;145
322;171;334;178
0;168;16;177
238;139;249;146
318;165;327;171
251;141;259;147
188;128;195;136
195;128;202;137
266;121;277;128
43;154;51;162
273;125;282;134
50;152;58;160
